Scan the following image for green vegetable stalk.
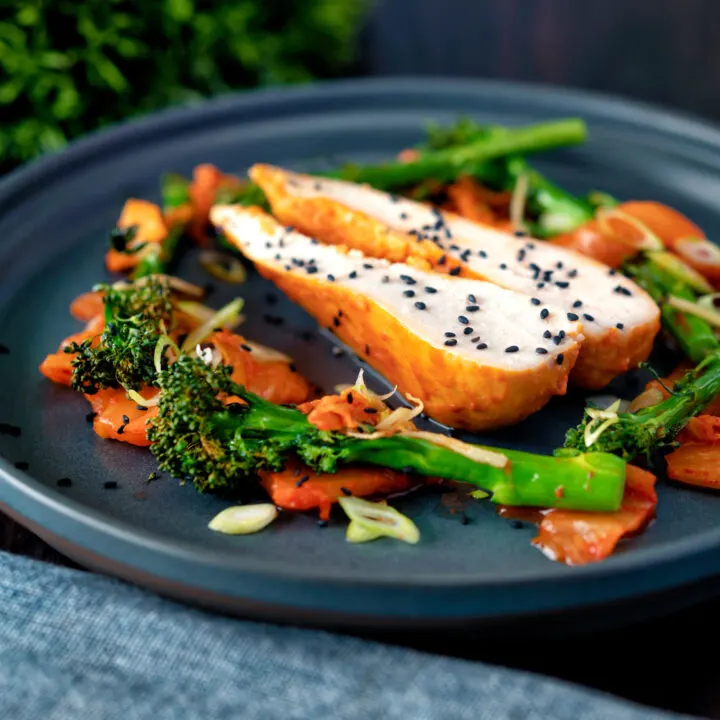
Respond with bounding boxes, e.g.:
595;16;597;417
334;119;588;191
625;255;719;363
564;351;720;461
149;355;626;512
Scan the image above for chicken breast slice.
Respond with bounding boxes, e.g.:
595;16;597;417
212;205;583;431
252;164;661;389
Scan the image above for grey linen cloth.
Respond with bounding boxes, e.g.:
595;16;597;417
0;551;695;720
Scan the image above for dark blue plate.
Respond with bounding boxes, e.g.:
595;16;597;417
3;78;720;629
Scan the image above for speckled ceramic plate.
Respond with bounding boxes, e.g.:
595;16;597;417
3;78;720;629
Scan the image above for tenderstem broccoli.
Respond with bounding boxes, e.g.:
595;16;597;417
148;355;626;511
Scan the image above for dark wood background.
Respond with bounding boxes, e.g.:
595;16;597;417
4;1;720;716
361;0;720;120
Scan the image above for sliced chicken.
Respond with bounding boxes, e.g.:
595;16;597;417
251;164;661;389
212;205;583;431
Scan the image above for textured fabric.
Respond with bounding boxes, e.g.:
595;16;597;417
0;552;694;720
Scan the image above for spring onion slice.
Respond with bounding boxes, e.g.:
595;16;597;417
596;208;664;251
346;521;385;543
648;251;714;294
126;388;161;407
509;173;529;233
338;497;420;545
154;335;180;374
180;298;245;353
698;293;720;312
208;504;278;535
199;250;247;284
667;295;720;328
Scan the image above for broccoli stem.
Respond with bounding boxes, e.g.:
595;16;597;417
342;437;625;511
131;175;191;279
564;351;720;459
210;389;624;511
625;257;719;363
333;119;587;191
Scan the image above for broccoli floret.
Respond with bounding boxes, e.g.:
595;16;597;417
564;352;720;462
65;278;174;394
147;355;625;511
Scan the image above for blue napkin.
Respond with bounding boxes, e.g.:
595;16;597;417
0;551;693;720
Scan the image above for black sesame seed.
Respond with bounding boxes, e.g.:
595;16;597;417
241;344;252;352
136;405;148;412
444;339;458;347
458;315;469;324
85;411;97;424
333;317;341;327
445;331;456;338
568;269;578;278
609;269;617;276
537;282;546;289
449;267;461;276
557;353;565;365
505;345;519;353
103;481;118;490
327;274;335;282
514;230;527;237
616;322;625;330
438;254;447;265
364;407;378;415
460;249;471;262
381;275;390;283
296;475;310;487
263;314;284;326
614;285;632;296
275;254;281;261
361;263;373;270
540;308;550;320
567;312;579;321
583;313;595;322
414;301;427;310
471;336;481;344
531;298;541;306
536;348;548;354
340;487;352;496
14;461;28;470
499;263;507;270
555;281;569;289
517;249;526;262
365;344;371;355
449;244;460;251
465;305;480;313
349;270;358;279
543;330;552;339
400;274;416;285
543;270;554;282
572;300;583;308
306;266;318;275
477;343;488;350
463;327;473;335
57;477;72;488
526;242;536;249
556;261;564;270
425;286;438;294
478;250;488;258
400;212;408;220
467;294;477;305
559;330;566;339
403;289;416;298
529;262;540;277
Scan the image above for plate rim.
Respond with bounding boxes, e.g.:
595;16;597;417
4;77;720;621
